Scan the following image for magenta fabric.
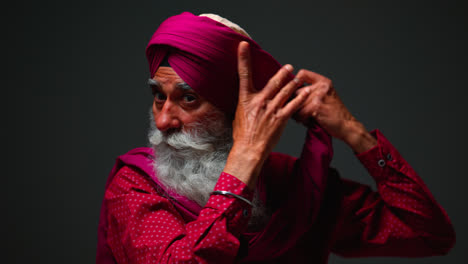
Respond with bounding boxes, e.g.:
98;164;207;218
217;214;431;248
145;12;290;115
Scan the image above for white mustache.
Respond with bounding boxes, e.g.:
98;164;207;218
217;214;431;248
150;127;216;152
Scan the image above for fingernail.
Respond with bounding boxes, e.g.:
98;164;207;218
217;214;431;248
293;78;300;83
284;64;293;71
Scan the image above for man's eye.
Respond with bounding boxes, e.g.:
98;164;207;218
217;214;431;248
183;94;197;103
154;92;166;101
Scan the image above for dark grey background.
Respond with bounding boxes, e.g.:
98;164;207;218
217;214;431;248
4;0;467;263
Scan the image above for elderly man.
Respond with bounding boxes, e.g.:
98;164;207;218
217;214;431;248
96;12;455;263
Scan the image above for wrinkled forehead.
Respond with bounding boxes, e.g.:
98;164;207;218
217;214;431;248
150;66;193;91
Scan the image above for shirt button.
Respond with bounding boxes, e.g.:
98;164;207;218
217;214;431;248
386;153;393;161
243;209;249;217
378;159;386;167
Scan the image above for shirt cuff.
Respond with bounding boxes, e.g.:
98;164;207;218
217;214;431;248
205;172;254;234
356;129;414;182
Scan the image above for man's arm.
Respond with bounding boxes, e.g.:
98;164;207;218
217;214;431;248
331;129;455;257
293;69;455;256
105;166;253;264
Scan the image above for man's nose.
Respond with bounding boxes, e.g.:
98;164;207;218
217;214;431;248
155;102;182;132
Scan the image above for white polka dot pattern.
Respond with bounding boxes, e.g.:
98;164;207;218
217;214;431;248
105;168;253;263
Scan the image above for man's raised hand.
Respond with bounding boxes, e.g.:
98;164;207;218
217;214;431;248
223;41;310;189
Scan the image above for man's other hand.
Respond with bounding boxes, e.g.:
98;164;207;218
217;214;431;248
294;70;377;154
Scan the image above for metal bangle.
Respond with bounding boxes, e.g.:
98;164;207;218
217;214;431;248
210;190;253;206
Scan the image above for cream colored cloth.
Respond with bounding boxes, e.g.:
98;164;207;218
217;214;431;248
199;13;252;38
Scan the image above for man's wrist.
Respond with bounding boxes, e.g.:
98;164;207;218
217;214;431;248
223;144;264;190
342;121;377;154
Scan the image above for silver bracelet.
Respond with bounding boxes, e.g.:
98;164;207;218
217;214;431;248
210;190;253;206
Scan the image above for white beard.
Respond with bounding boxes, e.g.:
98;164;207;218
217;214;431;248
148;109;270;229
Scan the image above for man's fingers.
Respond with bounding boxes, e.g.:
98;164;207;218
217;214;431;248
296;81;329;103
270;77;302;108
279;87;310;117
237;41;254;96
296;69;330;85
262;64;294;99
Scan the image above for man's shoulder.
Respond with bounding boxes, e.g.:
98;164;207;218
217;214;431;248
105;165;164;205
106;147;156;189
116;147;154;171
120;147;154;158
107;147;158;195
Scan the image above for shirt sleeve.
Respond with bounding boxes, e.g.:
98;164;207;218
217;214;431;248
331;129;455;258
105;166;253;264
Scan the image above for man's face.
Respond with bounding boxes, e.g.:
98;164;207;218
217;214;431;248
150;67;222;132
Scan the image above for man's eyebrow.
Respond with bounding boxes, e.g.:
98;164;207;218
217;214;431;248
148;78;160;87
147;78;192;91
176;82;192;91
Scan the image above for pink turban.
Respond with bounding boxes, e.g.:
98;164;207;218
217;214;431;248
146;12;287;115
